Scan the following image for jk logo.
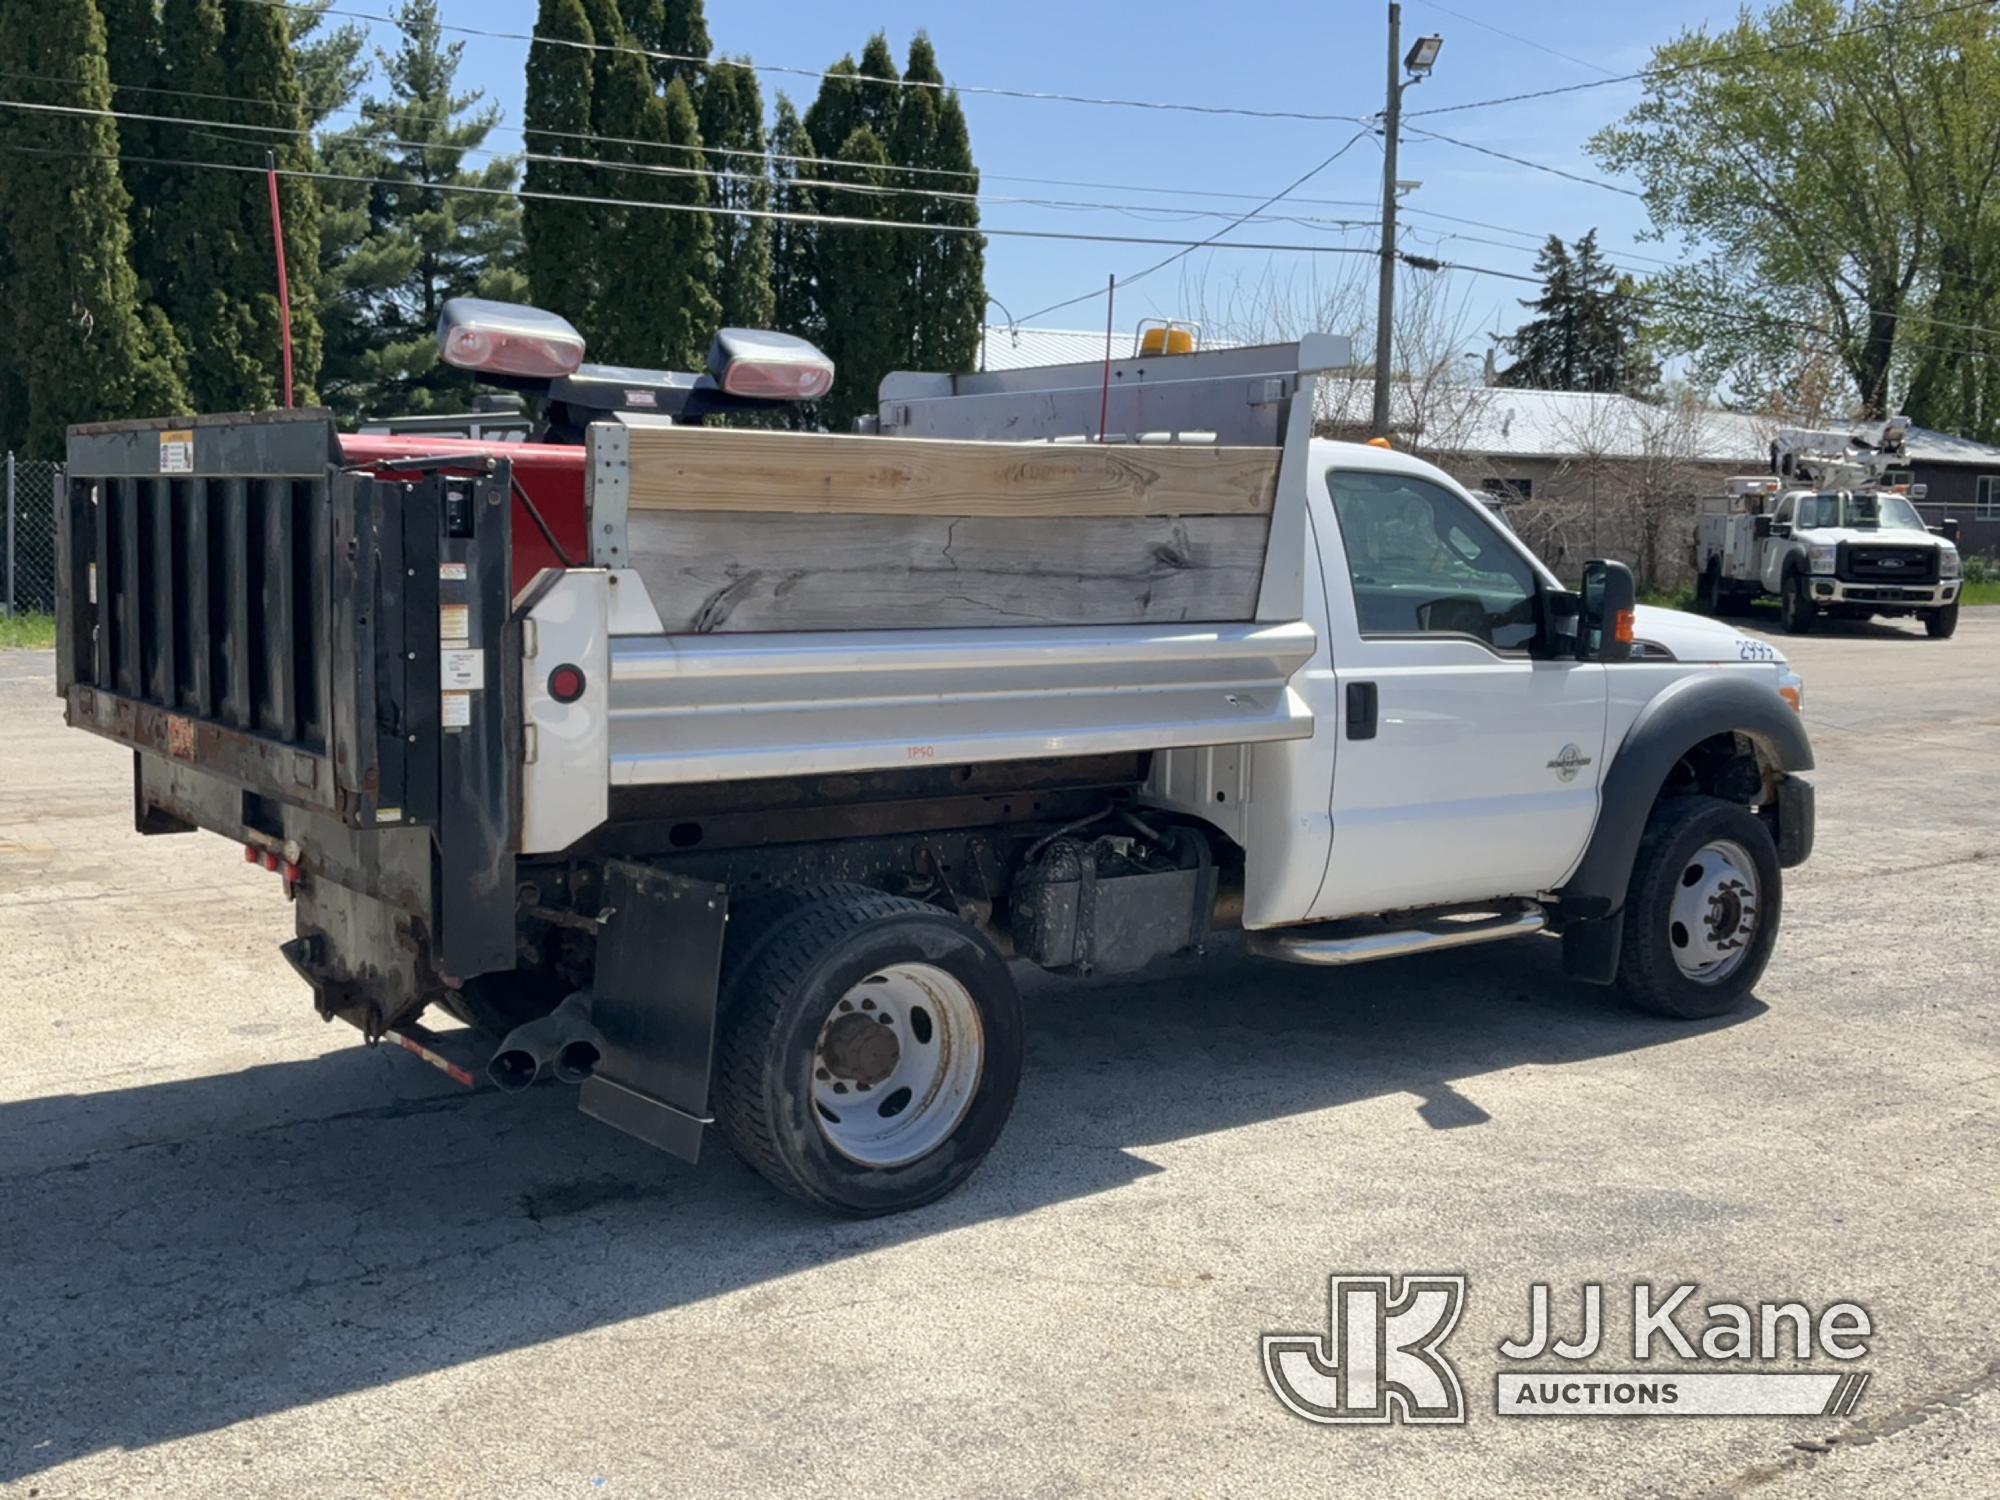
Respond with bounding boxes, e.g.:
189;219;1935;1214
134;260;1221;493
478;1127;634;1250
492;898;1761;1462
1262;1274;1468;1425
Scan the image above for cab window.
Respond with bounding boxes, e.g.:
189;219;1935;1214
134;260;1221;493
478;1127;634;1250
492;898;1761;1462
1773;495;1794;526
1326;470;1539;652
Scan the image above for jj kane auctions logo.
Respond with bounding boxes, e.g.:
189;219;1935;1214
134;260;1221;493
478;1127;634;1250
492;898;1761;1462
1263;1276;1873;1424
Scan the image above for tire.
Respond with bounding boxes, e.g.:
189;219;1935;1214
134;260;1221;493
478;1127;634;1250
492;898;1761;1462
1926;601;1960;638
713;884;1024;1215
1696;561;1721;614
1616;796;1782;1020
1780;569;1817;635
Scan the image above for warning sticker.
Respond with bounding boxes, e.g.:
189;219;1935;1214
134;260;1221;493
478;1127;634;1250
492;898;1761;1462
441;690;472;729
159;430;194;474
440;647;485;690
439;603;470;642
438;562;468;582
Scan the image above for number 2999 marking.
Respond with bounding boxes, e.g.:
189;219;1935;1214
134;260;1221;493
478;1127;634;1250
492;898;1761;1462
1738;640;1777;661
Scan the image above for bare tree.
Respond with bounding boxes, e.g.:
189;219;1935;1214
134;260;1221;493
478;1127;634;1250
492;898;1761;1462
1173;259;1497;458
1543;389;1714;591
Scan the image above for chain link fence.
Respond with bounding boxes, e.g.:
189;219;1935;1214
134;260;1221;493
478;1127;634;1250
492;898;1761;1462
4;455;61;617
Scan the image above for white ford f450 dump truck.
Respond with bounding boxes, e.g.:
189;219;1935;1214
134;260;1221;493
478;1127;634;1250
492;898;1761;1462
1692;418;1963;636
55;300;1815;1214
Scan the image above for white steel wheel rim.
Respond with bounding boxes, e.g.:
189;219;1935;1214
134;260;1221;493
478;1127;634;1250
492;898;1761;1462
810;962;985;1168
1667;838;1760;985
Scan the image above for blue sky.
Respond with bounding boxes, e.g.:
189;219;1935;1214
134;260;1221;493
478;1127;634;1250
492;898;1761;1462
359;0;1745;344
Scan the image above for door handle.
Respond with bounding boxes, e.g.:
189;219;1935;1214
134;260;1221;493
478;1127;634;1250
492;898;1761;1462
1346;681;1378;740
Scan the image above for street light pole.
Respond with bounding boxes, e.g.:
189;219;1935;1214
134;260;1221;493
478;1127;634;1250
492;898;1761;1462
1372;11;1443;439
1372;3;1403;439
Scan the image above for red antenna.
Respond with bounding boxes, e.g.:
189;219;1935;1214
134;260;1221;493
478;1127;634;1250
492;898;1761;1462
265;151;295;409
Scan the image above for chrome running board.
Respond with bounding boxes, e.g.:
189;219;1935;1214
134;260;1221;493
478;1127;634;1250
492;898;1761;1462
1247;901;1547;967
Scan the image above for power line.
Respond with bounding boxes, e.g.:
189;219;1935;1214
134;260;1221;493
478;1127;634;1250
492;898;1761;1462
1406;0;2000;119
1016;127;1378;323
1409;252;2000;364
1403;125;1643;197
0;92;1388;233
17;63;1398;213
1409;0;1621;77
228;0;1375;125
0;133;1389;264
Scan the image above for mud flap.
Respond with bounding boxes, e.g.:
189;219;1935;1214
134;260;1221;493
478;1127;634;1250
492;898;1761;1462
577;861;730;1162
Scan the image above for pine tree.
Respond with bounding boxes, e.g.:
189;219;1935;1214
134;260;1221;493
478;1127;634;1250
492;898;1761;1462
0;0;187;453
99;0;162;235
639;77;720;367
523;0;600;330
701;59;774;328
894;34;982;372
1496;230;1653;394
319;0;528;420
294;1;370;129
621;0;709;95
768;94;819;342
816;126;901;430
144;0;324;409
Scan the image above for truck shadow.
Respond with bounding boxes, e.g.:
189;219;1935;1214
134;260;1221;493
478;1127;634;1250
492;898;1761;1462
0;939;1760;1481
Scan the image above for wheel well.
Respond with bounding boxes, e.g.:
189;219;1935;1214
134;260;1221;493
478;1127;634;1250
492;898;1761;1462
1658;731;1768;807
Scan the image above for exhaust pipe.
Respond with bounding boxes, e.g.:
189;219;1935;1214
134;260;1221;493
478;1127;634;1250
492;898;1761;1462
487;992;604;1092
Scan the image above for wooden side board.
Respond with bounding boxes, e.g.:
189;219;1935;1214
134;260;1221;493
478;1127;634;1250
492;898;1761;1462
627;512;1271;632
620;425;1279;518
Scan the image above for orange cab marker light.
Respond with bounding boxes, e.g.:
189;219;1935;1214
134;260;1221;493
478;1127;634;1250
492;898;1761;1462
1366;437;1393;449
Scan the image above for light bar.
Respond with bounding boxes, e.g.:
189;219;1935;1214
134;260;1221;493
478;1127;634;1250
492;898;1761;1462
709;327;835;403
437;297;586;380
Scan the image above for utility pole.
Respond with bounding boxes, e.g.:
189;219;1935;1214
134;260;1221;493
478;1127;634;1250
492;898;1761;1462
1372;10;1443;439
1372;3;1402;440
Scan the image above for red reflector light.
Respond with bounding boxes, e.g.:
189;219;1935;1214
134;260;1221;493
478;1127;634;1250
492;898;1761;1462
721;359;834;401
547;664;587;703
244;845;259;863
261;850;280;871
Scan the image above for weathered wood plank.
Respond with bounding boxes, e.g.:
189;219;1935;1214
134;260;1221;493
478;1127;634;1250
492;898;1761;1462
628;512;1271;632
620;425;1279;518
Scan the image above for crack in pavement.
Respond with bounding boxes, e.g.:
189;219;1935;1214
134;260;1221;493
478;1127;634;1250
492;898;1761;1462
1689;1357;2000;1498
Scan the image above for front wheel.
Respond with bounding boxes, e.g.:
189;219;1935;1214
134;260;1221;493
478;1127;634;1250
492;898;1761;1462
1926;601;1959;638
1780;570;1817;635
1616;796;1782;1020
713;885;1024;1215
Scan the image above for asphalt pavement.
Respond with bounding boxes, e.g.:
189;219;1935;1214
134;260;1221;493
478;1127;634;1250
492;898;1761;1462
1;609;1995;1498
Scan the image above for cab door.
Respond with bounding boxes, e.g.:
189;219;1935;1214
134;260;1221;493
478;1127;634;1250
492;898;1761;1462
1309;466;1608;919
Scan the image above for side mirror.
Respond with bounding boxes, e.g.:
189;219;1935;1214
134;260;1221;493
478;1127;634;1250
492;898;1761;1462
1753;515;1773;539
1539;586;1582;659
1931;518;1961;544
1578;559;1635;662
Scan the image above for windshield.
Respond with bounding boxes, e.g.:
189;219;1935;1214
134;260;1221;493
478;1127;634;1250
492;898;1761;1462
1793;492;1927;531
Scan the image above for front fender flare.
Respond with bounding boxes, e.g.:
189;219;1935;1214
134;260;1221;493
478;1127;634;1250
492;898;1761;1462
1560;670;1814;920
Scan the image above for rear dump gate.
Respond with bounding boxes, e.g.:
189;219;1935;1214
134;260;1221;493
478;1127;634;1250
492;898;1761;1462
58;410;519;1016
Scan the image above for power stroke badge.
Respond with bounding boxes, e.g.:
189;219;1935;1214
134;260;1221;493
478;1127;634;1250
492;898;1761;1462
1263;1276;1873;1425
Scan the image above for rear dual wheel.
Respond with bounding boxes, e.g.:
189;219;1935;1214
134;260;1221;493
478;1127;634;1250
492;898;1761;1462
713;885;1023;1215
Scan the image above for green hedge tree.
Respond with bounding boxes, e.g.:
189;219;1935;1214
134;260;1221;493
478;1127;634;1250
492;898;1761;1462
319;0;527;421
0;0;186;452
